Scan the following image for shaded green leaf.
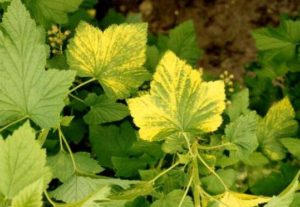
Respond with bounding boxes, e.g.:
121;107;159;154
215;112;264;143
84;94;129;125
151;190;193;207
225;112;258;158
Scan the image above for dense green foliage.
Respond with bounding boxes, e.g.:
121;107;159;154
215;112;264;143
0;0;299;206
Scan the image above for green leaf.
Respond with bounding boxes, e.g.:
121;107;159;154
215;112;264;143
83;94;129;125
280;138;300;159
225;112;258;158
252;20;300;62
0;122;50;198
47;151;103;182
201;169;237;195
24;0;83;27
151;190;193;207
290;193;300;207
89;121;136;168
67;21;150;99
257;97;298;160
242;152;269;166
51;175;111;203
226;89;250;121
0;0;75;128
112;156;148;178
11;179;43;207
265;171;300;207
127;51;225;143
145;45;160;72
166;21;203;66
250;164;298;196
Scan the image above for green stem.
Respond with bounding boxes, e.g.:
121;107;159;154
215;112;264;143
69;77;96;93
37;128;50;146
191;143;201;207
150;162;180;184
197;153;228;191
44;190;56;207
178;173;194;207
69;93;86;104
0;116;27;133
198;143;233;150
58;128;77;170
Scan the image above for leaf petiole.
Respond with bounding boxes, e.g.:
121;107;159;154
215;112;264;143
0;116;28;133
198;142;233;151
149;161;180;184
197;153;228;192
178;173;194;207
69;77;96;93
58;127;78;171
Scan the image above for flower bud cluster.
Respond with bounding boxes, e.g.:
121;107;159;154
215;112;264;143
47;25;71;55
219;70;234;93
219;70;235;106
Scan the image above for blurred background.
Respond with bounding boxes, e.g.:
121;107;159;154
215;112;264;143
96;0;300;80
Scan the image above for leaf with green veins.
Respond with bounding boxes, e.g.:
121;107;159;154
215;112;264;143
23;0;83;27
151;190;193;207
47;151;103;182
83;93;129;125
280;138;300;159
257;97;298;160
0;0;75;128
127;51;225;143
201;169;237;195
89;121;137;168
167;21;203;66
0;122;50;199
67;21;150;99
265;171;300;207
51;175;111;203
224;112;259;159
11;179;43;207
226;89;250;121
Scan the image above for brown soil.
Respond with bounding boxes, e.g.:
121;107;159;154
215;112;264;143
108;0;300;80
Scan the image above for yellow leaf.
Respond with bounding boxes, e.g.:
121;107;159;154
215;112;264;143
67;22;150;99
127;51;225;142
218;191;270;207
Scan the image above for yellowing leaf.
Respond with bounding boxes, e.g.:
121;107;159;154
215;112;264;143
127;51;225;142
217;191;270;207
257;97;298;160
67;21;150;99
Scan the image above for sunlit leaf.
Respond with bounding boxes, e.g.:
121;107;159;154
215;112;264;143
0;122;50;198
67;21;150;99
11;179;43;207
128;51;225;144
0;0;75;128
